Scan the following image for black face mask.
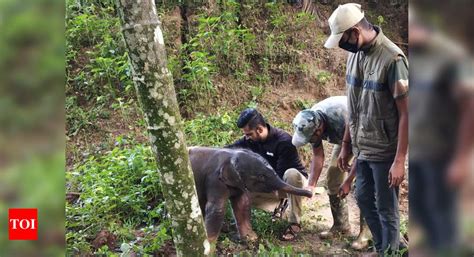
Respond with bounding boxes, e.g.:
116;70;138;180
339;30;360;53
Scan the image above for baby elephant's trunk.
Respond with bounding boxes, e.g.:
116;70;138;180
278;182;313;198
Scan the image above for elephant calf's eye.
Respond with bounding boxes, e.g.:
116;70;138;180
258;174;265;181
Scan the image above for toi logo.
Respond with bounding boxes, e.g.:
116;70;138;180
9;208;38;240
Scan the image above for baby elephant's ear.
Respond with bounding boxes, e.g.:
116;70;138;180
218;155;246;191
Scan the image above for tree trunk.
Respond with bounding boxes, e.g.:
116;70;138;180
300;0;329;31
115;0;209;256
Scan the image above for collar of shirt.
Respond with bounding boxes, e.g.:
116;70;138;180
316;110;330;141
362;25;384;55
264;123;275;142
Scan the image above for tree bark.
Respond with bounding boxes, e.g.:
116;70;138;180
300;0;326;29
115;0;209;256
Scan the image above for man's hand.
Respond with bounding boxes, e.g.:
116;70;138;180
304;185;315;199
337;144;351;172
447;155;471;187
338;180;351;199
388;159;405;188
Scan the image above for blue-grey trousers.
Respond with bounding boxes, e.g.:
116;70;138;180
355;158;400;253
409;160;458;252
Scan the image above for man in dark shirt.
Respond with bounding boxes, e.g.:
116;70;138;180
409;13;474;254
227;108;307;241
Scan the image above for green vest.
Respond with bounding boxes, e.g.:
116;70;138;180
346;27;407;161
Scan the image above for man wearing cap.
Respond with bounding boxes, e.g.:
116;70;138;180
324;3;409;254
292;96;371;249
226;108;308;241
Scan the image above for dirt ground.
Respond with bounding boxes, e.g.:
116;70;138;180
268;143;408;255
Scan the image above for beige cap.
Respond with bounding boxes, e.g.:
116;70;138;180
324;3;365;48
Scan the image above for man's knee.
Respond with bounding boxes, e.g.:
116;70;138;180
250;192;280;212
377;202;399;222
283;168;304;187
378;209;399;223
355;188;372;208
327;165;345;194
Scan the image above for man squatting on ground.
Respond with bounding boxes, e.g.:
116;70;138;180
226;108;308;241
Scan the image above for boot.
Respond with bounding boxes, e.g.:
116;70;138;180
351;215;371;250
319;194;351;239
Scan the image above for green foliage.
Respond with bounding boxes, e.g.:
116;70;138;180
65;0;320;125
110;97;135;123
66;139;170;255
184;112;240;147
257;243;295;255
294;99;313;110
119;222;172;254
316;70;332;84
260;3;315;83
66;109;244;254
178;4;257;112
66;2;116;50
66;95;103;136
383;247;408;257
250;85;265;101
400;216;408;236
377;15;386;27
65;0;137;139
251;209;289;238
180;49;217;110
66;0;133;104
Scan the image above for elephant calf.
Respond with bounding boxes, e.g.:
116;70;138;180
188;147;312;242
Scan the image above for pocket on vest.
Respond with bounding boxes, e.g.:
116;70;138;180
359;116;389;144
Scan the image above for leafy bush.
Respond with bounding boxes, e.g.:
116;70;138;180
66;0;133;103
66;140;170;255
178;4;257;113
66;95;103;136
251;209;289;238
316;70;333;84
184;112;240;147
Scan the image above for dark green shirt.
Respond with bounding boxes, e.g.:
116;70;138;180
410;34;473;161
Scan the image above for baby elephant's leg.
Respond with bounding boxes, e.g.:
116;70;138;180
204;200;226;242
230;192;258;241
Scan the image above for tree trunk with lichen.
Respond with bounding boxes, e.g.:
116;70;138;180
115;0;209;256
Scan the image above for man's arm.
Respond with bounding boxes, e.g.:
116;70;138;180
448;92;474;186
389;96;408;187
339;159;357;198
307;145;325;189
387;56;409;188
225;137;247;149
337;122;352;171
